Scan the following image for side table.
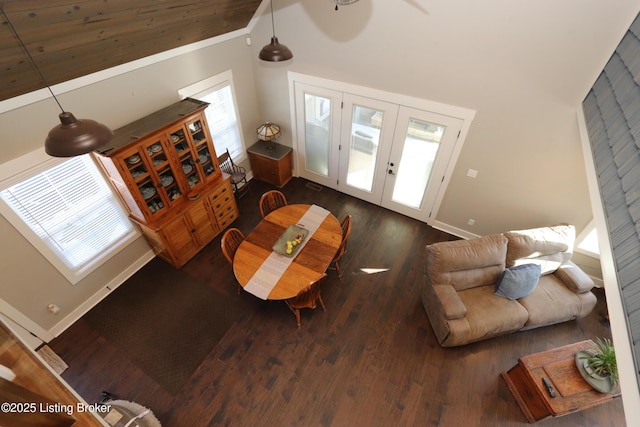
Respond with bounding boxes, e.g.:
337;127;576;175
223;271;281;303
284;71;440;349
247;140;293;187
501;340;620;423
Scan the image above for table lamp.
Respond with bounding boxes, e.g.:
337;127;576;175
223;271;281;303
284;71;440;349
257;122;281;151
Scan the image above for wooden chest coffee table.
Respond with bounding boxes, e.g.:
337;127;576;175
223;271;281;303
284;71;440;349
501;340;620;423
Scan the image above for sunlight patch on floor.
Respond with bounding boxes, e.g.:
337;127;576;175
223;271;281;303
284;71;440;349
359;268;390;274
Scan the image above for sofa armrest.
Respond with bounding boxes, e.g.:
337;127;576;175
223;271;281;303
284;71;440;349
433;285;467;319
555;260;595;294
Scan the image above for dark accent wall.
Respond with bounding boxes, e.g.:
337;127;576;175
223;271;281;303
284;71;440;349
582;13;640;387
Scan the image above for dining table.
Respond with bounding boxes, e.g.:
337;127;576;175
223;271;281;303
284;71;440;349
233;204;342;300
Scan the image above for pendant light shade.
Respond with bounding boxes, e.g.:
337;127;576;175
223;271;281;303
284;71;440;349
1;7;112;157
45;112;113;157
259;1;293;62
334;0;360;10
259;37;293;62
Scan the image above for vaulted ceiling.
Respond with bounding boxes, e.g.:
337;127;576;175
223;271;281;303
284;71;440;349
0;0;261;102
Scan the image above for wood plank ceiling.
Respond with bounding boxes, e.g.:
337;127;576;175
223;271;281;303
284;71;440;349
0;0;261;102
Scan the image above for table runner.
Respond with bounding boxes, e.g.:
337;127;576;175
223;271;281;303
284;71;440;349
243;204;330;299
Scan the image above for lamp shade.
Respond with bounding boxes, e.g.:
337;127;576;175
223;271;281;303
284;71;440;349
45;112;113;157
256;122;281;141
259;37;293;62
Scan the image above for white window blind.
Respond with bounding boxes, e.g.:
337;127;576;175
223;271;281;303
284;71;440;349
195;84;243;160
178;71;245;162
0;155;137;283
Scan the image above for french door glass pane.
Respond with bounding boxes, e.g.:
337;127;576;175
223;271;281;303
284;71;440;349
346;106;382;192
392;119;445;208
304;93;331;176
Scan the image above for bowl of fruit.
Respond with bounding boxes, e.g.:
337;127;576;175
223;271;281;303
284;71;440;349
273;225;309;257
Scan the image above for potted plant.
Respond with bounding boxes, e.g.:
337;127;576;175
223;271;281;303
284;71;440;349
577;337;618;392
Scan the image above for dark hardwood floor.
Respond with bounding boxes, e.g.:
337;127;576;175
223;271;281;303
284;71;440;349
49;177;625;427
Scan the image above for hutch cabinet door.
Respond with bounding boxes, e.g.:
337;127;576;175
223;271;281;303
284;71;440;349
161;213;200;266
166;122;203;192
140;136;184;209
165;113;221;195
186;116;220;183
186;197;219;247
115;144;171;221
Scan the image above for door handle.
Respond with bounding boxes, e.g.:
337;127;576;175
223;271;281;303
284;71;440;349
388;169;396;175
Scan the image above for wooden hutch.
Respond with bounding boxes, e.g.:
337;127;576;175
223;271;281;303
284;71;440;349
94;98;238;268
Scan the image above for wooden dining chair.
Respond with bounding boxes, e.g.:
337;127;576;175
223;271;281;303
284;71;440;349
221;227;245;293
285;274;327;329
217;149;250;198
329;215;352;278
259;190;288;218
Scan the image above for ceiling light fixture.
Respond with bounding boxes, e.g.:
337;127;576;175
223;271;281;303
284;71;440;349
1;8;112;157
259;0;293;62
334;0;360;11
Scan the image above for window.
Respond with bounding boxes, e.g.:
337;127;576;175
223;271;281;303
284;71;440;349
576;219;600;258
178;70;246;161
0;153;138;284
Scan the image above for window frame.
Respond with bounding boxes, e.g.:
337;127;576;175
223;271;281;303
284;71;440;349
178;70;247;163
0;148;139;284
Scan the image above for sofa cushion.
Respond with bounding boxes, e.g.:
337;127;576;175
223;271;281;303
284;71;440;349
445;285;529;346
504;224;575;274
555;260;595;293
518;275;594;329
425;234;508;292
495;263;541;300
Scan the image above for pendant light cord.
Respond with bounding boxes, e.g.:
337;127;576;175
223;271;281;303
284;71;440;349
270;1;276;37
1;7;65;113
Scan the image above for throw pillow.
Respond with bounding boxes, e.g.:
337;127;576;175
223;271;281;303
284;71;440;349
495;263;542;300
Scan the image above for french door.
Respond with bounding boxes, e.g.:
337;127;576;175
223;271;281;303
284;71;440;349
295;83;342;189
294;82;464;223
337;94;399;204
380;107;463;221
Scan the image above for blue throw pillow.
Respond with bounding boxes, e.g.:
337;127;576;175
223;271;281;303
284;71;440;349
495;263;542;300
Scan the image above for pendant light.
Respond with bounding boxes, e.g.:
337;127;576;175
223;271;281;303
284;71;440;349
334;0;360;11
1;8;112;157
259;0;293;62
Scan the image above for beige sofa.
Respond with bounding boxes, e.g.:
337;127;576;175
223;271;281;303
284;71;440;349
421;225;597;347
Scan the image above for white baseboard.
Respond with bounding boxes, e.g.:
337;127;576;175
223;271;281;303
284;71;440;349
47;250;155;339
0;315;44;350
431;220;479;240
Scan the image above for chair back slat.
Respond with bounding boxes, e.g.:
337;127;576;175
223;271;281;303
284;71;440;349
287;274;326;310
221;228;245;265
217;150;233;175
329;215;352;278
334;215;352;261
285;273;327;328
259;190;288;217
217;149;249;197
